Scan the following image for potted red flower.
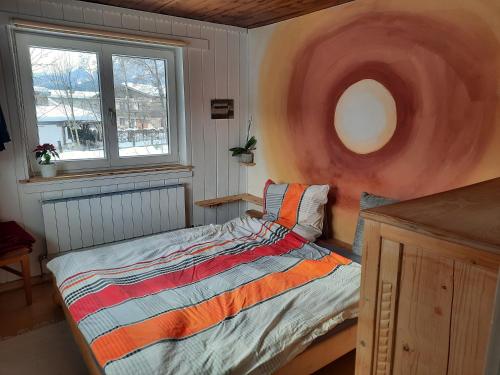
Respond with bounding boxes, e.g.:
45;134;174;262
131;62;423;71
33;143;59;178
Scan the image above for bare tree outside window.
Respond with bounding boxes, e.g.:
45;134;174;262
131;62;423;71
112;55;170;157
29;47;104;160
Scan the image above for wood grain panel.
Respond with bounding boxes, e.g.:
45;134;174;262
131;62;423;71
363;178;500;255
275;324;357;375
448;262;497;375
195;193;263;208
82;0;353;28
380;224;500;271
372;239;401;375
392;245;453;375
357;180;500;375
355;220;381;375
484;274;500;375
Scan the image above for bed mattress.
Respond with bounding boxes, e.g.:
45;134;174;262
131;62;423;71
48;216;361;375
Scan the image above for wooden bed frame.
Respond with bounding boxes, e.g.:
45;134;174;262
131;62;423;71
53;281;356;375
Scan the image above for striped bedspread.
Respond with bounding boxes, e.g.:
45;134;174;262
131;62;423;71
48;216;361;375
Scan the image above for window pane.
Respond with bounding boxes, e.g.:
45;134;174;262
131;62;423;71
112;55;170;157
29;47;104;160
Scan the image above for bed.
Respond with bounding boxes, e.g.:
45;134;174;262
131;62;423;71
48;215;361;374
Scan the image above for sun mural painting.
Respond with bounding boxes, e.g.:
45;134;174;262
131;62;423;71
334;79;396;155
257;3;500;239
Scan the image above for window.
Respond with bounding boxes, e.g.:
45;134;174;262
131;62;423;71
15;33;179;172
28;46;104;161
112;55;170;157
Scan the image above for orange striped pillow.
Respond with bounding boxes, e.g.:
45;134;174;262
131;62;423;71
263;180;329;241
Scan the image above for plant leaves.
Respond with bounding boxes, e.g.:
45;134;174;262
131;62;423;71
229;147;246;156
245;136;257;150
34;143;59;160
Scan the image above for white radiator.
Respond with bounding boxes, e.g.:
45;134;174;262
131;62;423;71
41;184;186;255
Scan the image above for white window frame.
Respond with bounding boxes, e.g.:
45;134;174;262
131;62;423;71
15;31;180;173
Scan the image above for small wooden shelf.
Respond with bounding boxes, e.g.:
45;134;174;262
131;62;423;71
195;193;263;208
239;162;256;166
240;193;263;206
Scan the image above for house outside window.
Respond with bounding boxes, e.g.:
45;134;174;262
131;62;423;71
15;32;180;172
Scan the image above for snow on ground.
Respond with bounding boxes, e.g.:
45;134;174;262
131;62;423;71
58;144;169;160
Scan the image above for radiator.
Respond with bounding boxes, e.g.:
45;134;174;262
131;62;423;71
41;184;186;255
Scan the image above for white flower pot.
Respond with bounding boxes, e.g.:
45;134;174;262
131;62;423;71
40;163;57;178
240;152;254;164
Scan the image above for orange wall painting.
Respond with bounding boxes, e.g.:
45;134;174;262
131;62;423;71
248;0;500;243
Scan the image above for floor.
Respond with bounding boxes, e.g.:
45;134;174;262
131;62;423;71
0;276;64;340
0;279;355;374
0;321;87;375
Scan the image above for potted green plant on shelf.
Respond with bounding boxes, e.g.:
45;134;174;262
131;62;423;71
34;143;59;178
229;118;257;164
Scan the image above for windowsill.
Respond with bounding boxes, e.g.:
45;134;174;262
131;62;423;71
19;164;193;184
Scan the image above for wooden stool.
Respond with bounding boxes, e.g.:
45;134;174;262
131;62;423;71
0;221;35;305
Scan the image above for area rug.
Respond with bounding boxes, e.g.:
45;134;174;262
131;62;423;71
0;321;87;375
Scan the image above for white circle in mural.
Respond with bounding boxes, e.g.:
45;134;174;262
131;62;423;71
334;79;397;154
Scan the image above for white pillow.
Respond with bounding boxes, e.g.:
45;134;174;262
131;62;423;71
263;179;329;241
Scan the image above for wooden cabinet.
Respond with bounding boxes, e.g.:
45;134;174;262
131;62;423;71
355;178;500;375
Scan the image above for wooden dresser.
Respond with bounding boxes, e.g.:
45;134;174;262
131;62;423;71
355;178;500;375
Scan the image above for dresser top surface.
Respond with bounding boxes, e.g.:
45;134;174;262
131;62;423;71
362;178;500;254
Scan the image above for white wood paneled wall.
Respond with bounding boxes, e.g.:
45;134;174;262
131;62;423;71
0;0;249;281
189;25;249;226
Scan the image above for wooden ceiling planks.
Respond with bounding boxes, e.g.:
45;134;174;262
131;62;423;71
82;0;353;28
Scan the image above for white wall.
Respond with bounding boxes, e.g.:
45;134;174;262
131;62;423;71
246;25;275;201
0;0;249;282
